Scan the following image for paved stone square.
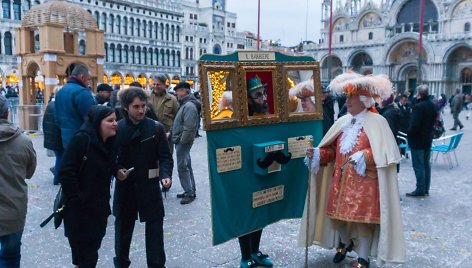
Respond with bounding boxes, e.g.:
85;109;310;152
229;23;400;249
20;111;471;267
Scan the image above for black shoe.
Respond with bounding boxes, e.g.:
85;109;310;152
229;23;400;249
460;125;464;130
180;195;195;205
354;257;370;268
176;192;187;198
406;191;425;197
333;240;353;263
49;166;55;174
450;128;457;131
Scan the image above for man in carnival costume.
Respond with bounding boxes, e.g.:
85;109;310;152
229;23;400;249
298;72;405;268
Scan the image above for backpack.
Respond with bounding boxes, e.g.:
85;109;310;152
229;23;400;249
432;114;445;139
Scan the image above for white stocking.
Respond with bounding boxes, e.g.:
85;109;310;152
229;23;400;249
338;225;350;246
358;235;372;261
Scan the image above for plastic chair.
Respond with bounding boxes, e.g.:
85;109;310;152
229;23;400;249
431;132;463;168
397;131;410;159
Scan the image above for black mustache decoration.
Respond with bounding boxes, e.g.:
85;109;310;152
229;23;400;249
224;147;235;152
296;136;306;141
257;151;292;169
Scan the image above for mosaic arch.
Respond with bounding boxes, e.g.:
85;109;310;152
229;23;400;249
359;12;382;28
387;40;427;65
333;17;349;31
453;0;472;17
446;46;472;64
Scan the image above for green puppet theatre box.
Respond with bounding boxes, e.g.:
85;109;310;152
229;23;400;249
198;51;323;245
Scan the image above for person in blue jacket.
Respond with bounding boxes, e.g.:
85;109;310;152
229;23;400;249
55;64;95;149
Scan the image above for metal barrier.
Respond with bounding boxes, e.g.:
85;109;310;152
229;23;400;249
6;97;44;133
6;97;19;125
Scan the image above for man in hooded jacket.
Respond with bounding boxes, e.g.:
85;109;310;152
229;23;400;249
0;95;37;267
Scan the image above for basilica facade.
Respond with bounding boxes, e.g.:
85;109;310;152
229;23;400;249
304;0;472;96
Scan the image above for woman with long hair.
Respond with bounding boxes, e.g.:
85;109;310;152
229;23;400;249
59;105;117;267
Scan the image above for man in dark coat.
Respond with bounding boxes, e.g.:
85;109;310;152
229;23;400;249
321;87;335;135
42;95;63;185
113;88;173;268
450;89;464;130
379;94;402;139
406;85;437;197
396;94;411;134
95;83;113;105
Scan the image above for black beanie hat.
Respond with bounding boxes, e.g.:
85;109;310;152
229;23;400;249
174;82;191;92
97;83;113;92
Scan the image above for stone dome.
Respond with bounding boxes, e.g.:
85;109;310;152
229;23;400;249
21;0;98;30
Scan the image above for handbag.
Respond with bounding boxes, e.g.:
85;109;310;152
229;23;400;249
40;135;90;229
40;187;65;229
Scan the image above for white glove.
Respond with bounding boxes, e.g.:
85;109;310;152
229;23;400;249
304;147;320;174
349;151;366;177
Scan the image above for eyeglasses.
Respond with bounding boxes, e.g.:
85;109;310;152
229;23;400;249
249;90;267;100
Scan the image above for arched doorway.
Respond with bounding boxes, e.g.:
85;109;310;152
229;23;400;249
124;73;135;87
445;46;472;93
171;74;180;88
350;52;373;75
110;72;123;88
321;55;343;81
25;62;41;104
399;65;418;93
137;74;147;88
213;44;221;55
5;69;19;87
461;68;472;94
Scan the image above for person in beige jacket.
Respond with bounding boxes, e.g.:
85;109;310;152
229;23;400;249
0;95;37;267
150;74;179;153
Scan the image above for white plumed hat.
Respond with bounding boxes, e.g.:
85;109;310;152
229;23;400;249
329;71;393;101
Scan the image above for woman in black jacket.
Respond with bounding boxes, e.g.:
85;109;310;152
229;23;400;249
59;105;117;267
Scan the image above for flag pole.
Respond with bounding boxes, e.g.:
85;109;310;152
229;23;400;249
304;138;314;267
327;0;334;82
257;0;261;51
417;0;425;85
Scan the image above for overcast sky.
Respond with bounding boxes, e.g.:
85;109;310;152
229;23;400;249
226;0;382;47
